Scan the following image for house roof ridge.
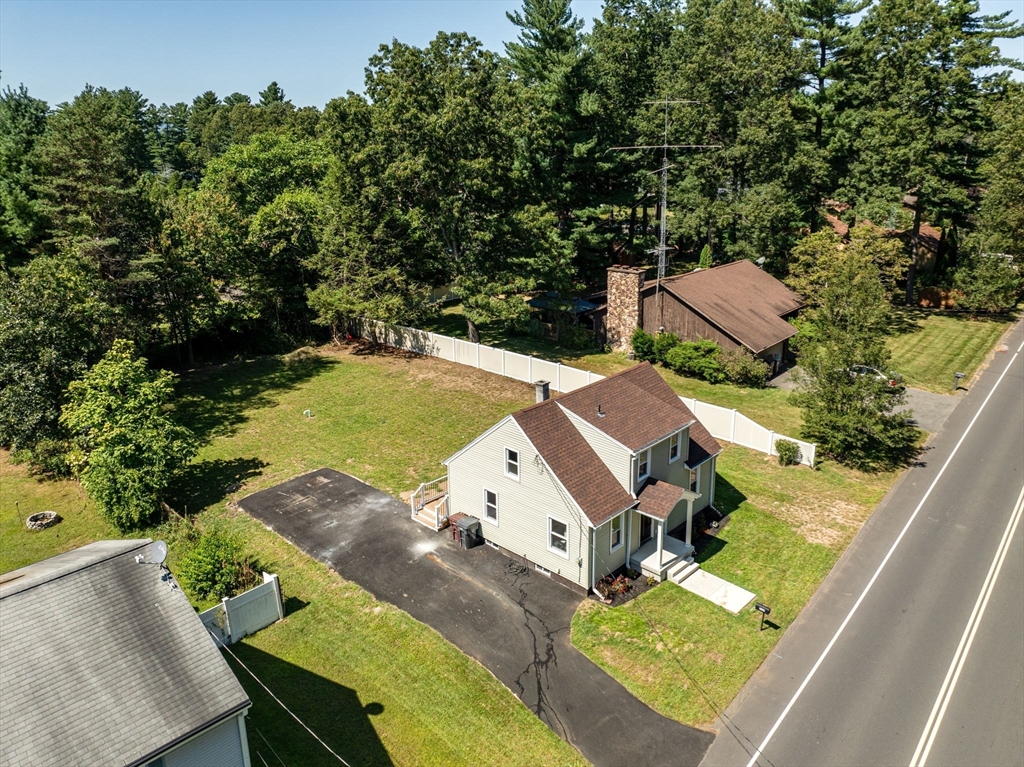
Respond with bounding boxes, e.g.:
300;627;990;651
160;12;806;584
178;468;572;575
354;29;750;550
0;539;152;599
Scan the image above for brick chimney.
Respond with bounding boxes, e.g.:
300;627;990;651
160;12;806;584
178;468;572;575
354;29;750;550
606;266;645;353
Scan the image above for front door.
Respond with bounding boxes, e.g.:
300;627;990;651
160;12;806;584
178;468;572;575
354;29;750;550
640;515;653;543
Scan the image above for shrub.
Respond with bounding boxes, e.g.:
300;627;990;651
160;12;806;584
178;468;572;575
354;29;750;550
663;340;725;383
653;332;681;364
952;253;1022;313
698;245;712;270
775;439;801;466
720;347;770;388
631;327;656;361
175;531;263;601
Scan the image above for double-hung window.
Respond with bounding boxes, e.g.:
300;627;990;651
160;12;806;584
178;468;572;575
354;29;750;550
548;517;568;556
610;514;623;552
637;448;651;483
669;432;681;463
689;468;698;493
505;448;520;480
483;489;498;524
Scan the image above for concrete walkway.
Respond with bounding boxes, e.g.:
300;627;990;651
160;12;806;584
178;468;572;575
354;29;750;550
238;469;713;767
678;570;755;614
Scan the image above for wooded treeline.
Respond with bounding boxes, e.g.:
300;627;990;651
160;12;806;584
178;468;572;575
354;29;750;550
1;0;1021;471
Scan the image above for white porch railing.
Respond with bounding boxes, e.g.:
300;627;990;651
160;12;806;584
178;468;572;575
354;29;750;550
411;475;449;529
354;318;816;466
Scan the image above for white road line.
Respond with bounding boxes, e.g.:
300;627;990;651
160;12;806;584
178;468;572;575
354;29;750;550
910;484;1024;767
744;332;1024;767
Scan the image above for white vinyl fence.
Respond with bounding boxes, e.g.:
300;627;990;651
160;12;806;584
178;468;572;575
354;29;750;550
355;319;816;466
200;572;285;645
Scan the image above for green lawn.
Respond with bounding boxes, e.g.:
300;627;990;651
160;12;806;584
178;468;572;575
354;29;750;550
571;444;900;727
886;308;1014;392
421;304;805;437
0;348;581;767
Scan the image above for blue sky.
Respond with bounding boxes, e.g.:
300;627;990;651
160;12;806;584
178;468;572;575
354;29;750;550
1;0;1020;109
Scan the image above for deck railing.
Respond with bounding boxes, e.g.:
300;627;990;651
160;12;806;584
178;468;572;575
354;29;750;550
411;475;449;516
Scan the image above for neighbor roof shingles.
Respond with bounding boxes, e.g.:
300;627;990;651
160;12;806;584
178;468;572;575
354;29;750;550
0;540;250;767
658;259;804;353
514;399;635;527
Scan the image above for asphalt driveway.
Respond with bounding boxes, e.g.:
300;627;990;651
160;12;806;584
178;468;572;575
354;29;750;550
238;468;712;767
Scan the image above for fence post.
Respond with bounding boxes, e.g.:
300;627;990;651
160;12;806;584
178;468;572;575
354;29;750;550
501;349;506;377
221;597;232;644
768;430;776;455
476;342;481;369
528;356;533;382
588;370;593;384
556;363;561;392
731;409;737;443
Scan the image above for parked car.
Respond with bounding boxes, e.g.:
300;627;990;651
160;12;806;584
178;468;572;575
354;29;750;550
849;365;905;391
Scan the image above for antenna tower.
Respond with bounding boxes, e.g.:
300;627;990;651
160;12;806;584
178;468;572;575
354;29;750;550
611;99;720;325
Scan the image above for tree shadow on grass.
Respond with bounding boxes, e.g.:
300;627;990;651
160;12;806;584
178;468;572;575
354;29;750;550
224;643;393;767
176;356;338;445
168;457;268;516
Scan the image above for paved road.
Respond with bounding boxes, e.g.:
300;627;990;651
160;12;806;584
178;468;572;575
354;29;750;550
704;319;1024;767
238;470;712;767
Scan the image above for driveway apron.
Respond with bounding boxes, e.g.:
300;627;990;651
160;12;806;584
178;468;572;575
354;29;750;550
238;468;713;767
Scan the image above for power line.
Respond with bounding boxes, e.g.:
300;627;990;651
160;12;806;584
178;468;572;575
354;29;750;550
210;630;352;767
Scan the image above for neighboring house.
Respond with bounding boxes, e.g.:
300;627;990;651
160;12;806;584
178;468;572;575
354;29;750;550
0;540;252;767
440;363;722;594
594;261;804;373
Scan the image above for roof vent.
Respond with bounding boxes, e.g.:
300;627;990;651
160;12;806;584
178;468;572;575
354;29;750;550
597;404;606;418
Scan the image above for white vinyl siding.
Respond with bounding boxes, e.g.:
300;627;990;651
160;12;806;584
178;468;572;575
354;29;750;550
560;408;633;493
447;418;590;587
163;715;248;767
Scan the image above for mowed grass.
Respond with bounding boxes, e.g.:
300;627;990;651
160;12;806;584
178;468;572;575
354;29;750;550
886;309;1014;392
0;348;581;767
571;444;900;727
422;304;804;436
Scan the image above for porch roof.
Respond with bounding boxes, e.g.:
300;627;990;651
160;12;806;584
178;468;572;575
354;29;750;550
636;478;688;521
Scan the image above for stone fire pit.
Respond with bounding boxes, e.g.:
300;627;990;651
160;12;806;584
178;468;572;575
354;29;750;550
26;511;61;531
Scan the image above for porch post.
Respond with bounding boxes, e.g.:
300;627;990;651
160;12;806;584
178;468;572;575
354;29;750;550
625;511;632;569
657;519;664;564
685;498;694;547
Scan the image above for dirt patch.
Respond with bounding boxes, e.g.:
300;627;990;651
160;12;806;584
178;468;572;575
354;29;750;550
773;498;867;547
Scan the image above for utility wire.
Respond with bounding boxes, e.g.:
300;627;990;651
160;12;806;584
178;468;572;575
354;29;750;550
254;724;288;767
632;600;776;767
210;630;351;767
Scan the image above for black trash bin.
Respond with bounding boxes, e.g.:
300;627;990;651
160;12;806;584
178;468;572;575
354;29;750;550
457;515;482;549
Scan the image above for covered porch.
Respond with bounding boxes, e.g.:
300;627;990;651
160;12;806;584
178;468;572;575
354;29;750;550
628;478;700;582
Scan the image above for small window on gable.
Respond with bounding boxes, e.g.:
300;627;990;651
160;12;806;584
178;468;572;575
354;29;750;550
610;514;623;551
549;517;568;556
505;448;520;479
669;432;680;462
689;467;698;493
637;448;650;482
484;489;498;523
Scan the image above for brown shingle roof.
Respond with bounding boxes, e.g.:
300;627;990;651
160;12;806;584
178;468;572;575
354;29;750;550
658;260;803;353
686;420;721;468
556;363;697;451
636;479;686;521
514;399;635;527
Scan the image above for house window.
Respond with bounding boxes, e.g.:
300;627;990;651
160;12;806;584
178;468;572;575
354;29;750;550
505;448;520;479
610;514;623;552
689;468;698;493
483;489;498;524
548;517;568;557
669;432;681;463
637;449;651;483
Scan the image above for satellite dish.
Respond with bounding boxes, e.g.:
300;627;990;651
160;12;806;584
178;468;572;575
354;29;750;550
151;540;168;565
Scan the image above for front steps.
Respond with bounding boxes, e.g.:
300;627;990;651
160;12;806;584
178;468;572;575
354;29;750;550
668;556;700;585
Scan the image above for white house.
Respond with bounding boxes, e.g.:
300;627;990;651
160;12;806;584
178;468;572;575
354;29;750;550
437;362;722;594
